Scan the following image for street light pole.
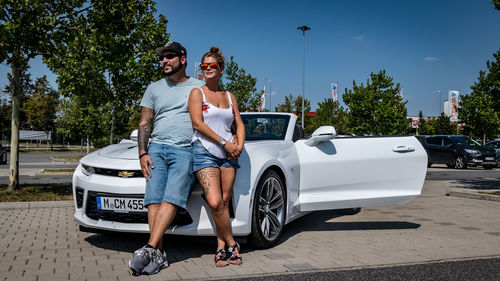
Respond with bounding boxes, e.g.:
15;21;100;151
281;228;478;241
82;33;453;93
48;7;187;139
269;80;272;112
297;25;310;128
437;90;441;116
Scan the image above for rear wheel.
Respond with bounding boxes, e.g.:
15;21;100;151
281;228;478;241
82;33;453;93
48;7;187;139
483;165;494;170
454;155;467;169
250;170;286;248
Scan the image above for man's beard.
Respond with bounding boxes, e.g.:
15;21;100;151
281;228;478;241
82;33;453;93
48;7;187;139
165;63;183;77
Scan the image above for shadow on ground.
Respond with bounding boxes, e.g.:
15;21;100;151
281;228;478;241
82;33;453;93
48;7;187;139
276;209;420;246
83;209;421;263
84;232;220;264
453;179;500;190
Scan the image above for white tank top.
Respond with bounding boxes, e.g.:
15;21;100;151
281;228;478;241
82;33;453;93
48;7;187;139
192;88;235;158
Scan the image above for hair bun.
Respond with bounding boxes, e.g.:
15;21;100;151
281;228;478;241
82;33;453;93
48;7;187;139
210;46;220;54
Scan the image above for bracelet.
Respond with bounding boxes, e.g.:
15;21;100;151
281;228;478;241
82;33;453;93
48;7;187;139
139;152;148;159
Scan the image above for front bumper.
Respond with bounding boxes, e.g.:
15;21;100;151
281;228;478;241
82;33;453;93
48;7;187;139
72;164;251;235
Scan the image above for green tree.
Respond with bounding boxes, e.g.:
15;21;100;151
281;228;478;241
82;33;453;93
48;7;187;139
312;98;349;134
1;0;86;190
223;56;261;112
46;0;169;145
274;94;313;132
432;113;455;135
57;95;112;152
459;49;500;142
23;76;59;138
493;0;500;10
417;110;434;135
459;93;499;143
275;94;295;113
343;70;409;135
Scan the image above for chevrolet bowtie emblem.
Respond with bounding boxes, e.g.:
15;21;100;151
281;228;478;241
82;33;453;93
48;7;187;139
118;171;134;178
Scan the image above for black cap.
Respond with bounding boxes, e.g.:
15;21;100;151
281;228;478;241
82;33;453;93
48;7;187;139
155;41;187;57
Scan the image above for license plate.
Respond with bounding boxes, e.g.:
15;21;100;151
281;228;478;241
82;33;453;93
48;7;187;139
96;197;146;213
485;157;494;161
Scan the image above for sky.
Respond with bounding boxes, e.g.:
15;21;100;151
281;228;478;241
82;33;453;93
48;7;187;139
1;0;499;117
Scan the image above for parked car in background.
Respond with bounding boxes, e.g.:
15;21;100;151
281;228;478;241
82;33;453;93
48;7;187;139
422;135;485;169
485;139;500;165
480;143;497;169
0;144;7;164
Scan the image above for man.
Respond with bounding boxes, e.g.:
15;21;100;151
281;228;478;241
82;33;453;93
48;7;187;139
128;41;203;276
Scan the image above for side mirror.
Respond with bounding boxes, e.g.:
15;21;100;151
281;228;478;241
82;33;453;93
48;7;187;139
305;126;337;146
130;130;138;142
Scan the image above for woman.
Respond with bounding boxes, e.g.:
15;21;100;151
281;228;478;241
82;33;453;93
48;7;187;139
188;47;245;267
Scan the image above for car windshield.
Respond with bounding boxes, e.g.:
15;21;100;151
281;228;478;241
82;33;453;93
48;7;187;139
241;114;290;141
450;136;481;148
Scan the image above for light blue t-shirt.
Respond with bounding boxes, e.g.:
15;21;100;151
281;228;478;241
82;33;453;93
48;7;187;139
140;77;204;147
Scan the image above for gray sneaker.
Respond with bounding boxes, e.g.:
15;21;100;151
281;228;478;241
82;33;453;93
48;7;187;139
142;248;169;275
128;245;153;276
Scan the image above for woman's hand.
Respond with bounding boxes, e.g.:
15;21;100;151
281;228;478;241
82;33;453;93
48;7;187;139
224;141;240;160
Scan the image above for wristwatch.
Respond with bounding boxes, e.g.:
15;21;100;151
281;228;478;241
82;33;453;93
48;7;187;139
219;138;226;147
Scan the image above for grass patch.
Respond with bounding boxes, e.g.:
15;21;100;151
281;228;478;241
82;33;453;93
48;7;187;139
42;168;75;173
0;184;73;202
51;155;83;161
479;191;500;196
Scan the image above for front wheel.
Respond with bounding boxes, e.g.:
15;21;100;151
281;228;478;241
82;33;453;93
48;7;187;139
454;155;467;169
250;170;286;249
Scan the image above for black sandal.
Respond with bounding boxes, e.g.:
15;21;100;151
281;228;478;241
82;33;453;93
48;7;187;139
214;248;229;267
227;243;243;265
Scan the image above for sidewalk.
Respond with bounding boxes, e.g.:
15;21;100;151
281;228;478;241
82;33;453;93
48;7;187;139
1;180;499;281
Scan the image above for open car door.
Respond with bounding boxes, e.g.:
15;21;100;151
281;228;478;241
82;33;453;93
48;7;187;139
293;127;427;212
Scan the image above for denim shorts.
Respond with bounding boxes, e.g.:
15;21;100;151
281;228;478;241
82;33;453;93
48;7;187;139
192;141;239;173
143;142;194;209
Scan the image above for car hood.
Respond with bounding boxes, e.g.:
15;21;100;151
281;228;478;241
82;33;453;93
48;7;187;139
97;142;139;160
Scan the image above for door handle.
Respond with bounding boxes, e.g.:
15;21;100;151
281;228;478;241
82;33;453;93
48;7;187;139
392;146;415;153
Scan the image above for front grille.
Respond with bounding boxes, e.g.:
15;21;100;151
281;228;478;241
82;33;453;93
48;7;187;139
93;167;143;178
85;191;192;225
75;187;84;208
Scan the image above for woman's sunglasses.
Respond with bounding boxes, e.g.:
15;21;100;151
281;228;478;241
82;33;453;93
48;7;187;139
200;62;219;70
159;53;178;61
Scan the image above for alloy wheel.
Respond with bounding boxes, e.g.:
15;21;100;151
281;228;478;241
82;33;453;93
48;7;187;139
257;177;285;241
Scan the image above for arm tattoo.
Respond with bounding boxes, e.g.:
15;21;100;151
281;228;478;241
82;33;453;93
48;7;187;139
196;168;219;196
138;118;152;153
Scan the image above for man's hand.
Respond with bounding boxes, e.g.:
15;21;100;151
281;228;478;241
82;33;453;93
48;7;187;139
140;155;154;180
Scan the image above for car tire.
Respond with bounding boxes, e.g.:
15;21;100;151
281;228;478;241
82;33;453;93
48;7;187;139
454;155;467;169
250;169;286;249
483;165;494;170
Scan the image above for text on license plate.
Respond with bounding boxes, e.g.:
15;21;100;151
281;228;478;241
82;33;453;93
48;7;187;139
96;197;146;212
485;157;494;161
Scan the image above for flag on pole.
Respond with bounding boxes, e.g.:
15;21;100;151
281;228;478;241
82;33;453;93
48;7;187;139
331;83;338;102
448;90;460;122
259;91;266;112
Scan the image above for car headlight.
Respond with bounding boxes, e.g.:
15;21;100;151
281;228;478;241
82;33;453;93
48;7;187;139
464;149;480;155
81;164;95;176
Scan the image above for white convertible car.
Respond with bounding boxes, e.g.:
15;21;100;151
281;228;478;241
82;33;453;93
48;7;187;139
73;113;427;248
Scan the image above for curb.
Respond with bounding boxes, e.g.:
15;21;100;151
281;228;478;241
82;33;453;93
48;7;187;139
0;200;73;209
448;189;500;202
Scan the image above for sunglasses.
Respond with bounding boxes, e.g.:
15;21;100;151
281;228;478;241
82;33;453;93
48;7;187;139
200;62;219;70
159;53;178;61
